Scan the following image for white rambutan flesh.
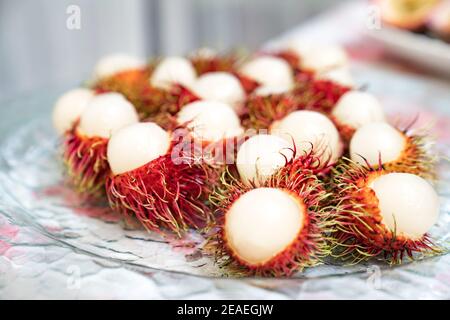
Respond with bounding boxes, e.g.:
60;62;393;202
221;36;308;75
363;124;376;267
94;53;146;79
191;72;245;110
240;56;294;89
236;134;294;186
271;110;342;163
316;67;354;87
332;91;385;129
225;188;304;265
107;122;171;175
52;88;94;135
176;100;244;143
78;93;139;139
370;172;440;239
350;122;406;166
150;56;197;90
299;45;349;72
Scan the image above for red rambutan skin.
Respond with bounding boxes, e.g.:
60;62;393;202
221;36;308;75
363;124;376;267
94;68;199;130
241;94;300;130
189;54;240;76
106;135;217;236
331;161;440;264
207;151;334;277
62;124;110;198
293;77;351;115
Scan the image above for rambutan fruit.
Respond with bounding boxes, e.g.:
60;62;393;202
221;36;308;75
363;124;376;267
236;134;295;186
331;162;441;264
349;122;436;179
150;56;197;90
105;122;214;235
207;152;334;277
93;67;153;111
189;48;240;75
270;110;343;166
331;91;386;144
377;0;439;31
190;72;246;112
62;93;139;196
176;100;245;164
52;88;95;135
315;67;355;88
292;77;351;115
94;56;199;129
93;53;146;80
239;56;295;90
241;92;300;130
277;41;349;74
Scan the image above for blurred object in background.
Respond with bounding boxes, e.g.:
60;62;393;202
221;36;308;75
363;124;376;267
0;0;343;100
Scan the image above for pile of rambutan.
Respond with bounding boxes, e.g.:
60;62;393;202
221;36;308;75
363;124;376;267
52;45;443;277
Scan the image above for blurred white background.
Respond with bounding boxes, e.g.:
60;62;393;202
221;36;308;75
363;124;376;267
0;0;344;100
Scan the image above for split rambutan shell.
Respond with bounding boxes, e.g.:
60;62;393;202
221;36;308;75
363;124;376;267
106;135;216;236
206;151;334;277
330;160;441;264
62;123;110;198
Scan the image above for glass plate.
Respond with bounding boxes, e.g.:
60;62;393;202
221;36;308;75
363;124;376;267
0;67;449;298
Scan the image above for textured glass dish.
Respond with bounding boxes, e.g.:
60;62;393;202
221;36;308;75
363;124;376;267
0;65;449;298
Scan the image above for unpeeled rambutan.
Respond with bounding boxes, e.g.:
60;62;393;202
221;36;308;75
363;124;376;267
331;161;441;264
106;122;215;235
206;151;334;277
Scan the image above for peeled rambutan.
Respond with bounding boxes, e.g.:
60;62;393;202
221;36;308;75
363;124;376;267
176;100;245;165
190;72;246;112
270;110;343;166
276;41;349;75
206;151;334;277
150;56;197;90
331;90;386;144
236;134;295;186
62;93;139;197
52;88;95;135
331;162;441;264
93;53;146;80
239;55;295;90
105;122;214;235
349;122;436;179
94;56;199;129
